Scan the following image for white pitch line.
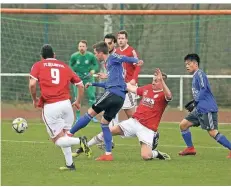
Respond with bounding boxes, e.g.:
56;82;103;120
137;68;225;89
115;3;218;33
1;139;226;149
7;123;231;131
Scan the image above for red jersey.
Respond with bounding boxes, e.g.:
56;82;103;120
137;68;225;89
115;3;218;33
115;45;140;83
132;84;170;131
30;58;82;106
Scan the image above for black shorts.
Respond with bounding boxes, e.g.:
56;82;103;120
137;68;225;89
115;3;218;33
92;91;124;122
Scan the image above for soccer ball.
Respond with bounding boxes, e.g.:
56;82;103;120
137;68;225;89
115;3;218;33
12;117;28;133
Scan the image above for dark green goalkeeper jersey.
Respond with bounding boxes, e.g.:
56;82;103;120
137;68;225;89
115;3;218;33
69;51;99;79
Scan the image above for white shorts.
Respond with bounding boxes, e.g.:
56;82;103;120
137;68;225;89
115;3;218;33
118;118;157;148
122;92;137;109
42;99;74;138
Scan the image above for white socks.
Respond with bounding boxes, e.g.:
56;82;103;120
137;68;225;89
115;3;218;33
55;136;80;148
55;136;81;167
61;147;73;166
87;133;104;147
152;150;158;158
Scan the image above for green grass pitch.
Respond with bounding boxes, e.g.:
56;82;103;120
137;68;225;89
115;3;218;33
1;120;231;186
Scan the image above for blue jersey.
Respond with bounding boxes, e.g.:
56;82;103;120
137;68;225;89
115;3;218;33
192;69;218;113
93;53;139;99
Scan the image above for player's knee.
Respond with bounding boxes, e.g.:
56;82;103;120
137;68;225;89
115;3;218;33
124;108;134;118
110;125;124;136
208;129;218;138
141;152;152;160
87;108;97;117
179;119;190;131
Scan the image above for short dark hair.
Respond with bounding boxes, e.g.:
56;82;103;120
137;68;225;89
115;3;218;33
184;53;200;66
78;40;87;46
93;41;108;54
117;30;128;38
104;33;117;43
40;44;54;59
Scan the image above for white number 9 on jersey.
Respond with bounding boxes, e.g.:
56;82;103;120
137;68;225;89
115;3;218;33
51;68;60;84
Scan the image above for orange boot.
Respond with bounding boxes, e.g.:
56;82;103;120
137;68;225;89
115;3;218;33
95;154;113;161
179;147;196;156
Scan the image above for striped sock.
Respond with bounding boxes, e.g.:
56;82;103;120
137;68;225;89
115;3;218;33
214;133;231;150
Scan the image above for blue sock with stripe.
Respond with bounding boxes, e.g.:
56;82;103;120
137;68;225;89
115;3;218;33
181;129;193;147
101;124;112;153
214;133;231;150
70;113;92;134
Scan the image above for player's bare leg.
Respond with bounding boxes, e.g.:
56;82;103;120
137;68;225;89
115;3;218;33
73;125;123;158
123;107;135;118
179;119;196;156
140;143;171;160
52;129;88;171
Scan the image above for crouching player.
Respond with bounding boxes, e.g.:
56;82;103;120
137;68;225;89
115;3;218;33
73;68;172;160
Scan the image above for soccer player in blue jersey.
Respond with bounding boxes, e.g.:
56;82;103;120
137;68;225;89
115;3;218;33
179;54;231;158
67;41;143;161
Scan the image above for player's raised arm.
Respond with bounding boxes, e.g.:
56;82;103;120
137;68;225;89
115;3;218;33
131;65;141;84
155;68;172;101
112;53;144;66
131;49;141;84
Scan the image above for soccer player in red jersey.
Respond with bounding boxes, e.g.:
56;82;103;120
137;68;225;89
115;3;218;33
116;30;141;119
73;68;172;160
29;44;91;170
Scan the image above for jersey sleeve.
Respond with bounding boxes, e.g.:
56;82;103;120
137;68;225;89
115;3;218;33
30;62;40;81
136;85;146;96
130;48;141;81
131;48;139;58
112;53;139;64
197;70;207;89
196;71;209;103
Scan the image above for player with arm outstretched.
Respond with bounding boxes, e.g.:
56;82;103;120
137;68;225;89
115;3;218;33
67;41;143;161
178;53;231;158
73;69;172;161
29;44;90;171
96;33;119;149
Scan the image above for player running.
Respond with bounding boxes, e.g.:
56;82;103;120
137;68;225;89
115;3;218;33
73;68;172;161
29;44;90;171
67;41;144;161
179;53;231;158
